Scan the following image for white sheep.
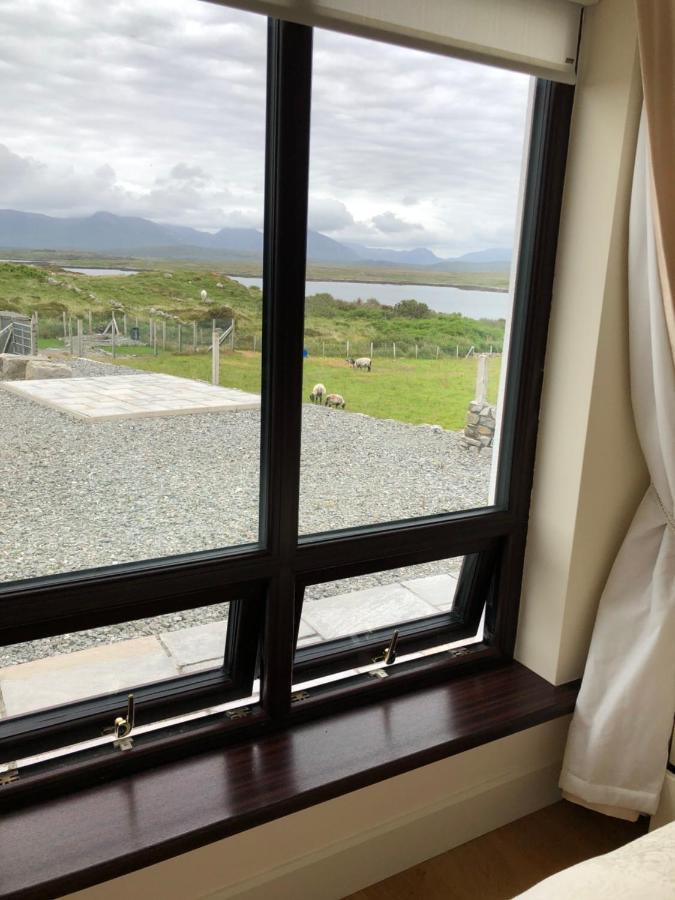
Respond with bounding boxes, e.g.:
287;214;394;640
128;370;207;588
325;393;346;409
309;383;326;404
353;356;372;371
200;289;208;302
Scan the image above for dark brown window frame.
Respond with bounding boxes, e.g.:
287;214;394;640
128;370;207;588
0;17;574;807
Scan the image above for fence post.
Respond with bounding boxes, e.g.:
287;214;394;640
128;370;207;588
370;341;374;359
111;314;116;359
456;345;459;358
122;313;127;336
62;311;67;342
68;317;73;355
415;344;418;359
346;340;350;358
178;324;182;353
231;321;235;351
162;320;166;350
75;318;83;357
88;310;93;334
193;321;198;351
31;312;39;356
212;325;220;385
475;354;489;404
436;345;440;360
153;319;158;356
393;342;396;359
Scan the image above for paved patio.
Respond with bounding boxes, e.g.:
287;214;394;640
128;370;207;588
0;573;458;719
1;373;260;421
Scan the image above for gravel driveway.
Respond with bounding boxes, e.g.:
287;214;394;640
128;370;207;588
0;359;493;665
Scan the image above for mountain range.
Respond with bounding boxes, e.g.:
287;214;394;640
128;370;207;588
0;209;511;272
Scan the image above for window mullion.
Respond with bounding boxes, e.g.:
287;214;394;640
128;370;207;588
259;19;313;720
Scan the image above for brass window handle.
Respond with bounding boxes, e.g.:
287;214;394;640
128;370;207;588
372;630;399;666
113;693;135;741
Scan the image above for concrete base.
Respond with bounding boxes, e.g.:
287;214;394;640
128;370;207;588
1;373;260;421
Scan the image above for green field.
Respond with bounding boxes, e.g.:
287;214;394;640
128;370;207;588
110;349;500;431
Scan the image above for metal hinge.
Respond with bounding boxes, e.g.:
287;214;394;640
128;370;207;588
226;706;252;721
291;690;310;703
0;769;19;786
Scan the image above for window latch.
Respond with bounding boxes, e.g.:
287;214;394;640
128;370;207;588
372;630;399;666
105;693;135;751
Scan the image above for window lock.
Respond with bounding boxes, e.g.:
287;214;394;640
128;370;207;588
102;693;135;751
372;630;399;666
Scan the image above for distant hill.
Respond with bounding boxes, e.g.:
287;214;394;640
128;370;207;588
0;209;511;271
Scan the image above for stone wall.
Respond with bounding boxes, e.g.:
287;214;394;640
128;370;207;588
463;401;496;450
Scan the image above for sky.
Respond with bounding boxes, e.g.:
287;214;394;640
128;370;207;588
0;0;532;258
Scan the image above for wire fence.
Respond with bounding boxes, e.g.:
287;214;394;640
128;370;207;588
35;312;502;361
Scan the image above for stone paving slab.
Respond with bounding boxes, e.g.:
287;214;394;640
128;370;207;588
300;582;437;642
1;373;260;421
402;573;459;612
159;621;228;670
0;636;178;717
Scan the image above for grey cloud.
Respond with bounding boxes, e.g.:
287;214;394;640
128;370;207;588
308;198;354;233
372;212;424;234
169;163;208;183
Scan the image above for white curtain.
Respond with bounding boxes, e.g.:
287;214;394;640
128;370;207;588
559;111;675;817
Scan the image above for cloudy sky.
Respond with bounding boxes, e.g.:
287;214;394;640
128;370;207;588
0;0;531;257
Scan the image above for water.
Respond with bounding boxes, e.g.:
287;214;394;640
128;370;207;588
0;260;141;277
63;267;139;277
231;276;509;319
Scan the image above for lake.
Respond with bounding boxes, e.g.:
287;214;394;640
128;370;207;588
63;267;139;277
231;276;510;319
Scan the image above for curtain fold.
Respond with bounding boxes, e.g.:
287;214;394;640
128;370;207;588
559;110;675;817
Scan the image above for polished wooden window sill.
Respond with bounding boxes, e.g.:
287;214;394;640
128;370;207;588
0;662;578;900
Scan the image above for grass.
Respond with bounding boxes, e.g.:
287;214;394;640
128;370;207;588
111;350;500;430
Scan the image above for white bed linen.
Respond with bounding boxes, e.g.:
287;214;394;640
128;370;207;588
513;819;675;899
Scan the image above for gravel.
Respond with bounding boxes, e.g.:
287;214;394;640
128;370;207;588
0;358;492;666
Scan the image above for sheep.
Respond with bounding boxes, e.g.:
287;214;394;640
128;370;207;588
353;357;372;371
200;289;208;302
309;383;326;404
346;357;355;366
324;393;346;409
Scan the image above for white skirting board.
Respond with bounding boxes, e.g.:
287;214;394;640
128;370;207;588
67;717;571;900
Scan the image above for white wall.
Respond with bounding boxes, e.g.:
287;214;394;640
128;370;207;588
66;1;646;896
515;0;646;685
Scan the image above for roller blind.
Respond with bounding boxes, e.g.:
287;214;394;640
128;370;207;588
206;0;599;83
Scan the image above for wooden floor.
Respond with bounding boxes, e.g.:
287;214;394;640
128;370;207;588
345;800;647;900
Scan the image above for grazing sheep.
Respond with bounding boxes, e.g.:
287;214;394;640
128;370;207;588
309;383;326;404
200;289;208;302
353;356;372;371
325;393;346;409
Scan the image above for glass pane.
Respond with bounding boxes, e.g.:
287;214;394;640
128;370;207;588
0;602;230;720
0;1;267;583
297;557;465;652
298;28;531;535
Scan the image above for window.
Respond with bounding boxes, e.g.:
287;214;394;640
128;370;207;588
0;2;573;797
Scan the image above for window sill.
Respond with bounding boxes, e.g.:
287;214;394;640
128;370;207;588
0;662;578;900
